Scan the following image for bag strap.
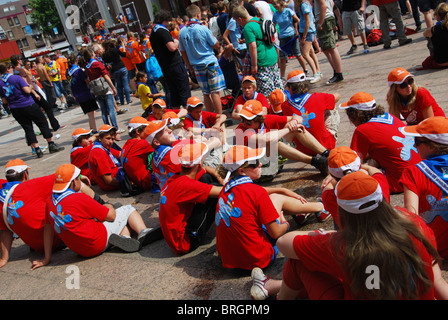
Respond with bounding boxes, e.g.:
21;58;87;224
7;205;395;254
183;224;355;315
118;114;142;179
2;183;19;232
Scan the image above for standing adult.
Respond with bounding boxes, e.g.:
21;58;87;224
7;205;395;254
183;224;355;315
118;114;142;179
313;0;344;84
150;10;191;109
35;56;58;111
179;5;226;114
232;5;283;97
0;62;64;158
43;54;67;109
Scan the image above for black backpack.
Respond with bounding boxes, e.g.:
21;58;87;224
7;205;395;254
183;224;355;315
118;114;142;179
248;18;276;45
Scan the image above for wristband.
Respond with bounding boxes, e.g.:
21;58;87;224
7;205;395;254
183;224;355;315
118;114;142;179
314;228;326;235
282;221;290;232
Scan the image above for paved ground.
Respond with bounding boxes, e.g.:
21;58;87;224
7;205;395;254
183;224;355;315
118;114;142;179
0;16;447;301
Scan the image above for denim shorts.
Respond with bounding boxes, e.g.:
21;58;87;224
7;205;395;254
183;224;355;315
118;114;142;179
300;32;316;42
279;35;301;59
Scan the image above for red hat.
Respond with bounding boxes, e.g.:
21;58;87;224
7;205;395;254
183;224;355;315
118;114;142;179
53;164;81;193
339;92;377;111
286;70;306;83
269;88;286;114
72;128;93;140
239;99;264;120
128;116;149;133
335;171;383;214
143;119;168;144
400;116;448;145
178;141;209;167
387;67;413;87
5;159;29;175
186;96;204;108
328;146;361;179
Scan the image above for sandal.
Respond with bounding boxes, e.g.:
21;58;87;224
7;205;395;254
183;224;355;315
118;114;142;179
117;109;128;115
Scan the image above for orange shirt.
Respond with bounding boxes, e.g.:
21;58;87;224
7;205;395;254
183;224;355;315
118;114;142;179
120;45;135;71
56;56;68;80
126;39;145;65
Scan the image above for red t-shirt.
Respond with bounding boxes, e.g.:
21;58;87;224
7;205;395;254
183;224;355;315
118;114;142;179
400;164;448;258
158;175;213;255
293;208;436;300
400;87;445;125
45;192;109;257
88;145;121;191
70;144;94;183
121;138;154;190
282;93;336;155
215;178;280;270
147;108;181;122
234;92;270;112
0;175;61;252
235;114;288;147
183;111;218;130
322;173;391;229
350;113;421;193
85;60;108;81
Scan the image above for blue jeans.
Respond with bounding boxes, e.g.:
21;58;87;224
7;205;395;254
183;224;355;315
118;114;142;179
52;81;67;98
113;67;131;105
96;94;118;128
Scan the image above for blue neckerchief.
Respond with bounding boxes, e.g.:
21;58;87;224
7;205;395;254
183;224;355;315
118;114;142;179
243;91;258;101
417;154;448;195
0;181;21;204
52;189;76;206
1;73;13;84
186;113;205;129
224;175;253;193
287;92;314;128
86;58;98;69
187;18;202;27
368;112;394;125
0;73;14;97
153;24;169;33
152;144;173;168
68;65;80;77
91;141;120;167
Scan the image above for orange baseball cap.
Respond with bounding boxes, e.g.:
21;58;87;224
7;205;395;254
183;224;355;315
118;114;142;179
128;116;149;133
53;164;81;193
143;119;168;144
186;96;204;108
162;111;180;125
339;92;377;110
5;159;29;175
242;75;256;83
178;141;209;167
72;128;93;140
222;145;265;173
400;116;448;145
152;98;166;108
286;70;306;83
335;171;383;214
387;67;413;87
98;124;117;133
328;146;361;179
269;88;286;114
239;99;264;120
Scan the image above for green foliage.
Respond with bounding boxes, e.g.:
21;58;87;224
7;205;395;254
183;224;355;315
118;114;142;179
28;0;63;35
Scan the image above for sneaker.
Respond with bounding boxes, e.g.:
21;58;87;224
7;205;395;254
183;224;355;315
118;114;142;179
292;213;312;226
399;38;412;46
117;129;126;134
48;142;65;153
250;267;270;300
311;153;329;176
137;227;164;248
346;45;357;55
363;45;369;53
108;234;141;253
325;73;343;85
35;147;44;158
383;43;392;49
315;209;332;222
310;73;322;84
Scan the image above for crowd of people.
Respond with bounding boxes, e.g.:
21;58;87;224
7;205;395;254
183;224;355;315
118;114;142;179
1;0;448;300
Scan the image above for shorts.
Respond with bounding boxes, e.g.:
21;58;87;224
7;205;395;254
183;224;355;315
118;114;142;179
299;32;316;42
417;0;438;12
79;98;99;114
193;62;226;95
316;16;337;51
255;63;283;97
279;35;301;59
342;10;366;35
103;204;135;251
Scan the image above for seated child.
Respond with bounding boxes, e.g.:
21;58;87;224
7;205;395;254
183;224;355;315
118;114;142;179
232;75;271;120
70;128;97;183
146;98;187;122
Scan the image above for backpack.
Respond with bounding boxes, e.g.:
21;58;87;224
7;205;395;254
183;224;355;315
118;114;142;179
249;18;276;45
367;29;383;47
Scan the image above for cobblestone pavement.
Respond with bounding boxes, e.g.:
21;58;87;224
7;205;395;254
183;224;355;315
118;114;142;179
0;17;447;300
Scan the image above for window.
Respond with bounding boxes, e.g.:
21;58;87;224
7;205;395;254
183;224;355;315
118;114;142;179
3;7;9;13
9;6;15;11
7;18;13;27
22;38;29;47
13;17;20;25
8;31;14;39
16;40;22;48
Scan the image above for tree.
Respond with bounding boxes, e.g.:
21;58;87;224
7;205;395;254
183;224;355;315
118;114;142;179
28;0;63;36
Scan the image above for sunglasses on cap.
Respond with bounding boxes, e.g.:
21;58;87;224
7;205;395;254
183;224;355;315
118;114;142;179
398;77;414;89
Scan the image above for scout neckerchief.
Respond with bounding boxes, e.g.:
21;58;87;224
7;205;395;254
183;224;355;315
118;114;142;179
152;144;173;168
85;58;98;69
416;154;448;196
0;181;21;204
186;113;206;129
287;92;314;128
0;73;14;97
224;175;253;193
91;141;120;167
153;24;169;33
52;189;76;206
186;18;201;27
368;112;394;125
243;91;258;102
67;64;80;77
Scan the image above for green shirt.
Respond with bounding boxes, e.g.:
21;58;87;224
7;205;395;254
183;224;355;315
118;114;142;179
243;17;278;67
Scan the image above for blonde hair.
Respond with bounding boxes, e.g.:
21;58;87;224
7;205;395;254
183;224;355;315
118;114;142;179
231;5;249;20
386;81;418;119
435;2;448;28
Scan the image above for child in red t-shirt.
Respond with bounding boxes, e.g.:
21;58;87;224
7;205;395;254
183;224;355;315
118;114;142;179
249;172;448;300
231;76;271;120
70;128;97;183
146;98;187;122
